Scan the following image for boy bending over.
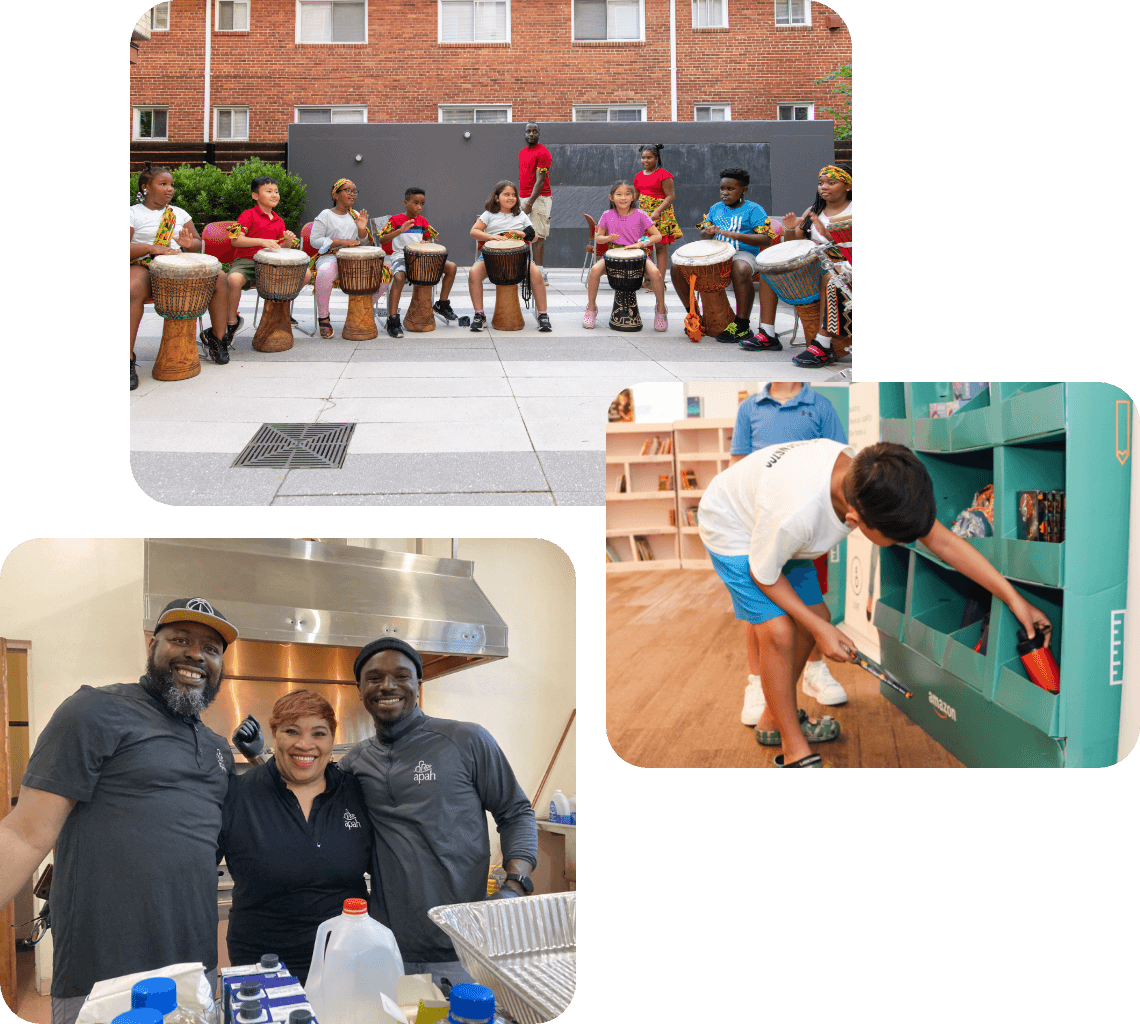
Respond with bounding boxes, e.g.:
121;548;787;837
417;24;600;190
698;440;1051;768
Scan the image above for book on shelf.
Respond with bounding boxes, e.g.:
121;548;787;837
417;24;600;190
669;508;676;526
633;535;655;561
684;506;700;527
686;395;702;418
1017;490;1066;543
639;435;673;456
615;474;627;493
680;469;699;490
605;543;621;563
657;474;674;490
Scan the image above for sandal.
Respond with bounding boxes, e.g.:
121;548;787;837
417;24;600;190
774;753;823;768
318;316;334;339
755;709;840;746
582;307;598;329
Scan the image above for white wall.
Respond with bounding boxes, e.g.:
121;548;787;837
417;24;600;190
683;381;757;420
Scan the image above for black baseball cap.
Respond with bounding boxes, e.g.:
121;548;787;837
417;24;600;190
154;598;238;647
353;637;423;681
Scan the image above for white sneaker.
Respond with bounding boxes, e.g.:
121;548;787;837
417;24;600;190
741;674;766;725
802;660;848;705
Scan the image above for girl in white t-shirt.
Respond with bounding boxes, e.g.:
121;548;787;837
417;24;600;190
467;180;551;332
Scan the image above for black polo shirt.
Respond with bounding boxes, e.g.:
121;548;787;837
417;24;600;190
219;758;372;981
22;679;236;998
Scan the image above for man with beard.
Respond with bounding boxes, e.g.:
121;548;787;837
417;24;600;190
338;637;538;988
0;598;238;1024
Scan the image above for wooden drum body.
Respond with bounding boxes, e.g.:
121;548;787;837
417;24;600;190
253;248;310;352
604;246;647;332
672;240;735;337
482;239;530;331
336;246;385;340
403;241;448;333
149;253;220;380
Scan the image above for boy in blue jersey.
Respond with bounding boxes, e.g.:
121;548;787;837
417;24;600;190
671;167;774;347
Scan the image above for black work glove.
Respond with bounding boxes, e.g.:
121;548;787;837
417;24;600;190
232;715;265;758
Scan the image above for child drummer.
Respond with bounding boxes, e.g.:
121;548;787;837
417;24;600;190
224;175;311;357
129;162;231;386
672;167;774;347
310;178;381;339
758;162;852;366
582;180;668;332
466;179;551;332
376;186;459;339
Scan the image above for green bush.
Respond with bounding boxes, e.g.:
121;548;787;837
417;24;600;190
815;63;852;142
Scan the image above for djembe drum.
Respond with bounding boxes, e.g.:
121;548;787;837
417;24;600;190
825;214;851;263
757;239;827;345
671;240;735;337
252;248;310;352
149;253;220;380
603;246;647;332
403;241;448;333
481;239;530;331
336;245;386;340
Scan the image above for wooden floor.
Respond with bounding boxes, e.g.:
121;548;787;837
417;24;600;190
607;569;964;768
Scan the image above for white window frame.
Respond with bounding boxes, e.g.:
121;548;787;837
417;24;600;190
572;104;647;122
295;0;368;44
694;103;731;121
215;0;251;31
150;2;170;31
293;105;369;123
691;0;726;29
774;0;810;26
571;0;645;42
133;106;169;140
437;0;511;43
777;101;814;121
438;104;513;122
214;106;250;140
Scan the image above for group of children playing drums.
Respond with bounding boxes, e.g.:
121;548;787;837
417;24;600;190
128;150;850;389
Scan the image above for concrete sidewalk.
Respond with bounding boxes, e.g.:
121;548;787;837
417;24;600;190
130;268;850;505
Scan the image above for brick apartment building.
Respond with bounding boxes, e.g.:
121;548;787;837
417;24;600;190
130;0;850;168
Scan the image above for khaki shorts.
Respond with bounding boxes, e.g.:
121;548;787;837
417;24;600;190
527;195;552;239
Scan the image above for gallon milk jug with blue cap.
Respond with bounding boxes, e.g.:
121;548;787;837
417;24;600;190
446;983;495;1024
305;897;403;1024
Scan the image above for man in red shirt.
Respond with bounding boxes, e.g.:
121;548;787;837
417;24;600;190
518;123;552;281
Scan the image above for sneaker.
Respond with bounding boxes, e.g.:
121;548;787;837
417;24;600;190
470;312;487;332
792;342;836;368
536;312;552;332
582;307;598;329
654;310;668;331
739;328;782;352
289;315;299;325
715;321;755;344
200;328;229;364
386;313;404;339
130;355;139;391
802;659;848;705
224;315;244;345
741;674;766;725
433;298;458;322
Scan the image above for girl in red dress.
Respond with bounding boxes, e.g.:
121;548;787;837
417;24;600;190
633;144;682;287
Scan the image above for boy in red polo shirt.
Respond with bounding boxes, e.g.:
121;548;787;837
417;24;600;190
220;176;309;360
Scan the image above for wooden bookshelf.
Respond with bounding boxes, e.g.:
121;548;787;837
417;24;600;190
673;418;735;568
606;422;681;572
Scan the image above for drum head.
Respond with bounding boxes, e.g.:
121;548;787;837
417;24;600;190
483;239;527;253
406;241;447;254
671;239;734;266
339;245;384;259
150;253;220;275
756;238;817;268
255;248;309;265
605;246;645;260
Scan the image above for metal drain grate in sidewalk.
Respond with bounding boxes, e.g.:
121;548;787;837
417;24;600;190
232;423;356;469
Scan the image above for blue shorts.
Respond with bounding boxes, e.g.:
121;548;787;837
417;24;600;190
706;552;823;624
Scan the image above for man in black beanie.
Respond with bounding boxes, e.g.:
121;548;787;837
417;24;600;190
337;636;538;989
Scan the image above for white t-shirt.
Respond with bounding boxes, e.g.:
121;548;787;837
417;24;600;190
477;210;533;236
810;201;852;246
312;207;365;265
129;204;192;249
698;438;856;583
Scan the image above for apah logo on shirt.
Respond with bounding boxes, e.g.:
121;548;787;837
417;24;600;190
343;810;361;829
216;748;226;771
413;760;436;784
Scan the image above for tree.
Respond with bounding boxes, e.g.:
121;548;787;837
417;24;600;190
815;63;852;141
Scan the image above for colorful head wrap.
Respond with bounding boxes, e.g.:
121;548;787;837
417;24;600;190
332;178;353;198
818;165;852;186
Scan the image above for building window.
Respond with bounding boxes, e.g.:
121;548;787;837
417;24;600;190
572;0;643;41
216;0;250;30
133;106;169;140
297;1;367;43
294;106;367;123
774;0;809;25
692;0;725;28
440;1;509;42
573;104;645;122
777;102;814;121
149;2;170;30
439;105;511;122
215;106;250;140
695;104;730;121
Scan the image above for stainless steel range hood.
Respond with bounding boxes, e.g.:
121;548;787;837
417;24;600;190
143;539;509;747
145;538;508;662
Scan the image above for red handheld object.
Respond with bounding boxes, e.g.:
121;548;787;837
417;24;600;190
1016;627;1060;694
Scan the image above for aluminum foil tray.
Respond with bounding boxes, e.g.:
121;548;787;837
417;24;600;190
428;892;575;1023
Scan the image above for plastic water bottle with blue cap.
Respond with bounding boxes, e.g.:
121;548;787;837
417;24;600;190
447;983;495;1024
